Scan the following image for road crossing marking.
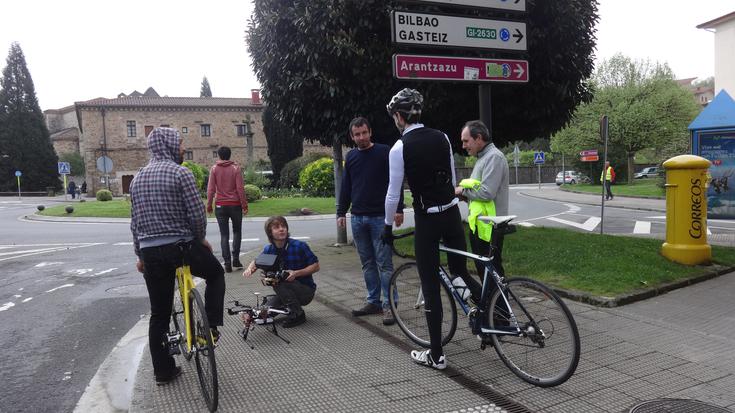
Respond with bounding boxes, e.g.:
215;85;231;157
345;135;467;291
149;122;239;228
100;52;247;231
94;268;118;276
563;203;581;213
45;284;74;293
0;302;15;312
547;216;601;232
633;221;651;234
0;243;103;262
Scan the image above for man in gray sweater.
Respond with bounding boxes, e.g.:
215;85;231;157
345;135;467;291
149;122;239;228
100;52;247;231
455;120;509;277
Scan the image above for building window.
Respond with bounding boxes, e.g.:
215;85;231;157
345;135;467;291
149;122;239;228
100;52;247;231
182;127;188;134
212;151;218;159
144;125;154;137
185;150;193;160
201;124;211;137
127;121;136;137
236;124;250;136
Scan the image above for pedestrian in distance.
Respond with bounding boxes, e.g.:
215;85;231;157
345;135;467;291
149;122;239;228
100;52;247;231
337;116;404;326
243;216;319;328
68;180;77;199
206;146;249;273
601;161;614;200
454;120;509;277
130;127;226;385
383;88;474;371
80;180;87;194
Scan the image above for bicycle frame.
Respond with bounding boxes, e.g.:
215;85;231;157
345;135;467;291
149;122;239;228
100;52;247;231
175;264;196;351
437;244;522;337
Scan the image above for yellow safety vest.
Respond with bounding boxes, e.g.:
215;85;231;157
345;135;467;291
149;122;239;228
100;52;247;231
460;178;496;242
600;166;612;182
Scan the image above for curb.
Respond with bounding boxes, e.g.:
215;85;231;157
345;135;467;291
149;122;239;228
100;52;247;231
552;264;735;307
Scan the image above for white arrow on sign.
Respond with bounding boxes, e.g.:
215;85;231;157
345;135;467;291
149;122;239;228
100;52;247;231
513;64;525;78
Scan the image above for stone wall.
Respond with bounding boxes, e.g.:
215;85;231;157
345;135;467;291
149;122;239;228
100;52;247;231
79;104;265;195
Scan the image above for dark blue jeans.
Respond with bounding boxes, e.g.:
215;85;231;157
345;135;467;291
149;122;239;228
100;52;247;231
140;241;225;377
215;205;243;264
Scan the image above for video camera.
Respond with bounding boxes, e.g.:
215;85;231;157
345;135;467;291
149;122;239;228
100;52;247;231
254;252;289;286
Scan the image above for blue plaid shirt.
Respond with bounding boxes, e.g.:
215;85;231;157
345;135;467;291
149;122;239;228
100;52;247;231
263;238;318;289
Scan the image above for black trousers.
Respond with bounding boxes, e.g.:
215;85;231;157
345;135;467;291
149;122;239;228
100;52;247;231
266;281;315;318
604;181;613;199
140;241;225;377
215;205;243;264
414;205;474;359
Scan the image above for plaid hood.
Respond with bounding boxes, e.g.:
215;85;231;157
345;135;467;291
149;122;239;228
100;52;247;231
147;127;181;163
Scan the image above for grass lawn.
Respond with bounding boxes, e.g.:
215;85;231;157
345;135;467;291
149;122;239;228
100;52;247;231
39;190;414;218
563;178;664;198
394;226;735;298
39;197;338;218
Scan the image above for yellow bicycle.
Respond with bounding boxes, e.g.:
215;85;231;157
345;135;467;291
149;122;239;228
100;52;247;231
168;241;219;412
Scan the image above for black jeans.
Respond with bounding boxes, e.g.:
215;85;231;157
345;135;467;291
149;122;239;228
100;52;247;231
215;205;243;264
414;205;474;359
604;181;613;199
266;281;315;318
140;241;225;377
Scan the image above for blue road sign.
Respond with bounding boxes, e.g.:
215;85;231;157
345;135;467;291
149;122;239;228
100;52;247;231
15;170;21;177
58;162;71;175
533;151;545;164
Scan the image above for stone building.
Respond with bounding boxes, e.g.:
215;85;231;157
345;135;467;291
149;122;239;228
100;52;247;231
45;104;82;156
75;90;269;195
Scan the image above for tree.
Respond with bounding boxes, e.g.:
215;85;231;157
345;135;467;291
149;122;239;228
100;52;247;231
247;0;598;149
200;76;212;97
0;43;59;191
551;54;701;183
58;152;85;176
262;106;303;184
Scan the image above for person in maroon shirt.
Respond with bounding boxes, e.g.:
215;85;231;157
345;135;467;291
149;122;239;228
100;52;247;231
207;146;249;272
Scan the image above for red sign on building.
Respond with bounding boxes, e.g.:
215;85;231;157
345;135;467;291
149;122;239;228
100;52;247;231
393;54;529;83
581;155;599;162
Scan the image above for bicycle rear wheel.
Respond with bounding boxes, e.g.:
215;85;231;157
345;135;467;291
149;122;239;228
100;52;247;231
171;292;193;361
489;277;580;387
190;289;219;412
389;262;457;348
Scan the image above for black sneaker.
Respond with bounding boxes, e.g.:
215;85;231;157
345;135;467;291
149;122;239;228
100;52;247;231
232;258;243;269
224;263;233;273
155;366;182;385
351;303;382;317
282;312;306;328
382;309;395;326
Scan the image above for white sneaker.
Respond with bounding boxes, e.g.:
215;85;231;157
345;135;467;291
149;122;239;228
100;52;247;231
410;349;446;370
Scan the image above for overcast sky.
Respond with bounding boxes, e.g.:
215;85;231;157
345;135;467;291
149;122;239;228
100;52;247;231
0;0;732;111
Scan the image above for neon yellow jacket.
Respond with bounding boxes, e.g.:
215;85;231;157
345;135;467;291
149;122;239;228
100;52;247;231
600;166;612;182
460;178;496;242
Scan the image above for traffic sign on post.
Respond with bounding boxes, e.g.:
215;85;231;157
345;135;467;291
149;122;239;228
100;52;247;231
407;0;526;12
393;54;528;82
581;155;599;162
579;149;598;157
391;11;527;51
15;170;21;177
58;162;71;175
533;152;545;164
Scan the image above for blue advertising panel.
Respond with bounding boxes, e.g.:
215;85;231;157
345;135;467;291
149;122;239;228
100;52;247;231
699;131;735;218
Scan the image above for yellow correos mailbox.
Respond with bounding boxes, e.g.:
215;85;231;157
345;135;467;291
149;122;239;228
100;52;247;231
661;155;711;265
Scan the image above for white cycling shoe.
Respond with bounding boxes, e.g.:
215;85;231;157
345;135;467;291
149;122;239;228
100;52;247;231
410;349;447;370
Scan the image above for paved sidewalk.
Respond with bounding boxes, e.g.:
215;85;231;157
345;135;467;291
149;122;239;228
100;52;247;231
519;187;665;212
129;243;735;413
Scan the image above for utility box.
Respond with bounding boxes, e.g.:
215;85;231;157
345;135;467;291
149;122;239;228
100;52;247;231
661;155;711;265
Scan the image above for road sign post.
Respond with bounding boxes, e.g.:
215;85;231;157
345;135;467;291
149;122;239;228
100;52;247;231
600;115;609;234
513;144;520;185
15;170;21;200
533;152;545;190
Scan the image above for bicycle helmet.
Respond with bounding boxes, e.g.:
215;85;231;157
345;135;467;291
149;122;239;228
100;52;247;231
386;88;423;116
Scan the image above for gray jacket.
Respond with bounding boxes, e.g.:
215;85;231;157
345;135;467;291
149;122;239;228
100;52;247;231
462;143;509;216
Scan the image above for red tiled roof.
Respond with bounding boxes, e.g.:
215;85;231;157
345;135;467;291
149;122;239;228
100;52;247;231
75;96;263;109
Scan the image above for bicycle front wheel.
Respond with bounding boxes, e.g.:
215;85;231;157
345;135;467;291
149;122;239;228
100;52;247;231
191;289;219;412
389;262;457;348
171;292;193;361
489;277;580;387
